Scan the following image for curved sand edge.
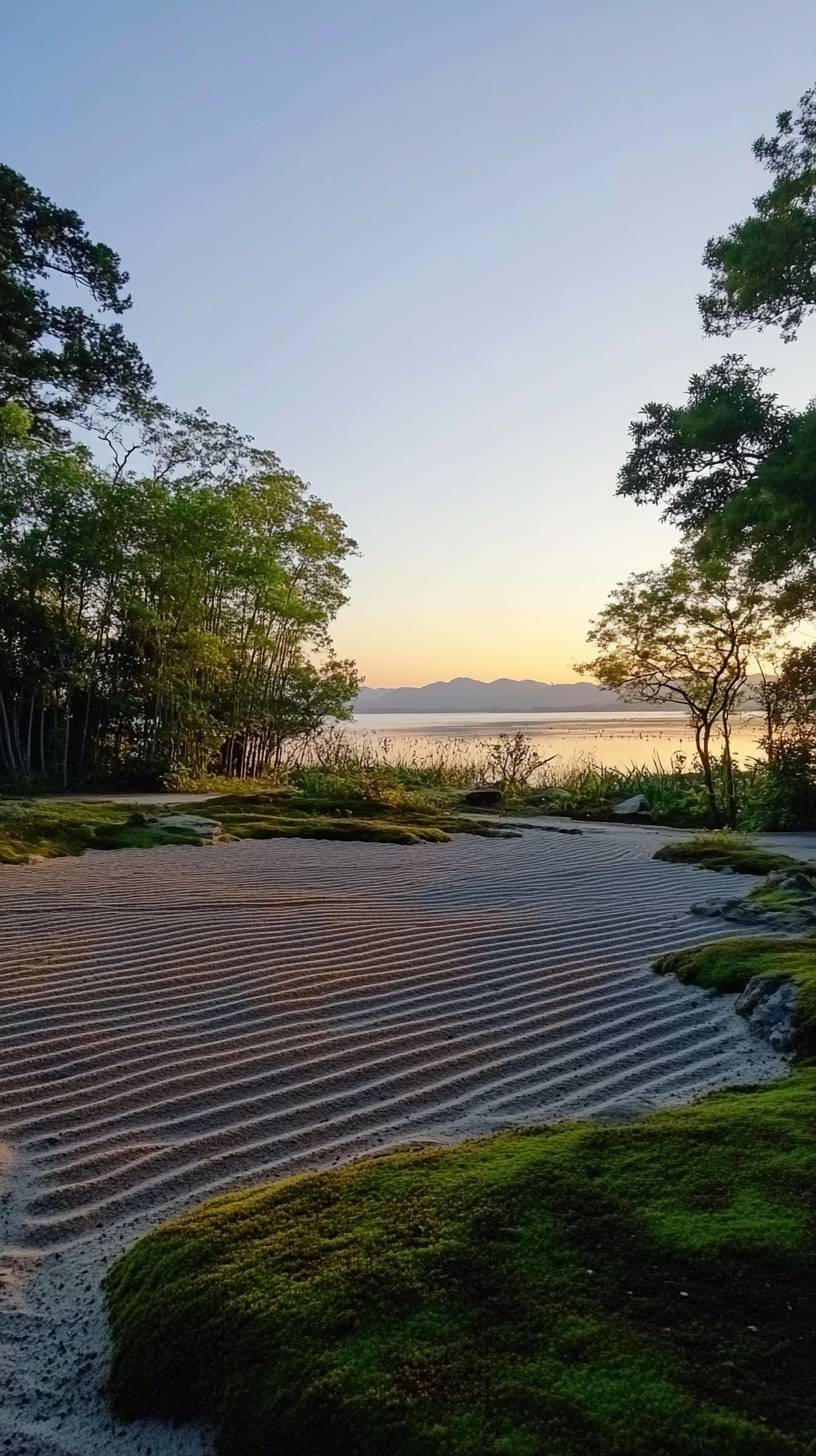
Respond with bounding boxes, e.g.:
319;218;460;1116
0;824;786;1454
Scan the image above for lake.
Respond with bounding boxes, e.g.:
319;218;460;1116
340;711;766;774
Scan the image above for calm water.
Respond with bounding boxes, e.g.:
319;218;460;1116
341;711;765;773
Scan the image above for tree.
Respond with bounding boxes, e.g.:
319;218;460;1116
699;85;816;341
0;421;358;788
259;657;361;776
616;356;790;531
0;164;153;435
577;551;785;825
616;357;816;603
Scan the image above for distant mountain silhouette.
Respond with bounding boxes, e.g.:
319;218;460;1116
354;678;662;713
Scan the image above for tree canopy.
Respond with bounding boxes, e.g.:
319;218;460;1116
616;354;816;604
577;550;785;823
699;86;816;341
0;416;358;789
0;164;153;434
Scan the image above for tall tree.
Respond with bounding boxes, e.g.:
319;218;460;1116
699;85;816;341
577;551;785;825
0;164;153;435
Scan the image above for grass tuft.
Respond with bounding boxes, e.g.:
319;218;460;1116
653;832;812;877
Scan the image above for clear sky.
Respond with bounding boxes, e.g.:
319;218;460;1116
4;2;816;686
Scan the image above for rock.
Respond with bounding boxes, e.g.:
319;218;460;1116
25;854;45;866
612;793;648;817
461;788;503;808
778;871;816;893
144;814;223;843
734;975;778;1016
690;895;816;934
735;975;798;1054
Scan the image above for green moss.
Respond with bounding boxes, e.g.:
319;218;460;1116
0;790;510;867
224;815;452;846
654;937;816;1061
105;1068;816;1456
653;832;812;876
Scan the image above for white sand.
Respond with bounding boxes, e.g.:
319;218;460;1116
0;823;786;1454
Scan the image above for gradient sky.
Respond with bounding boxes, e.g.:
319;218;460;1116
4;2;816;686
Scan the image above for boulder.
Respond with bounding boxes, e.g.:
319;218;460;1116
690;896;816;935
461;788;503;808
612;793;649;817
144;814;223;844
735;975;798;1054
777;871;816;893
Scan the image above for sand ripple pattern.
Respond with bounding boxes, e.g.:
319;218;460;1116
0;825;789;1454
0;826;782;1255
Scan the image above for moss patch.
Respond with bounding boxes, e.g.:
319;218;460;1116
105;1068;816;1456
654;937;816;1061
653;832;813;877
0;791;513;867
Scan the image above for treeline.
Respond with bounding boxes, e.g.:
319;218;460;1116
0;166;358;789
580;84;816;827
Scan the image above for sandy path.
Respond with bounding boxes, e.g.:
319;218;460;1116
0;823;784;1454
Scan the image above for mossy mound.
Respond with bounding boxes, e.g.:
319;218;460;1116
106;1069;816;1456
653;832;812;877
654;937;816;1061
0;791;512;866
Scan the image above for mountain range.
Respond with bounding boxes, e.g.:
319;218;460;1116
354;678;654;713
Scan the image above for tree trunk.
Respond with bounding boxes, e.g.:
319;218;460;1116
61;703;72;792
695;719;720;826
0;690;21;778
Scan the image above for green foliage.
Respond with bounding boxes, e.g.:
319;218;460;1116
653;832;810;876
577;550;783;825
105;1068;816;1456
699;86;816;341
653;937;816;1061
0;418;358;789
0;163;153;433
615;356;790;532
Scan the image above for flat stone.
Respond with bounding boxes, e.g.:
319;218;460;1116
612;794;648;816
144;814;223;843
461;788;503;808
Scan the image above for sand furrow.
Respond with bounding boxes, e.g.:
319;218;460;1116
0;825;790;1454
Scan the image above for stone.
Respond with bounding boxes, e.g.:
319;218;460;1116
778;871;816;893
690;895;816;934
144;814;223;843
735;975;798;1054
612;793;648;817
461;788;503;808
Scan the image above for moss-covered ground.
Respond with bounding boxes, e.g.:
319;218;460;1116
0;789;513;866
106;1070;816;1452
653;832;814;877
654;936;816;1061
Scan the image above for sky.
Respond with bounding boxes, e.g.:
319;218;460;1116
4;1;816;687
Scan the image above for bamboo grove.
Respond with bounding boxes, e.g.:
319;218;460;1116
0;405;359;788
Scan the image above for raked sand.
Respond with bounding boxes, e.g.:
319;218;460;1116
0;821;788;1454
